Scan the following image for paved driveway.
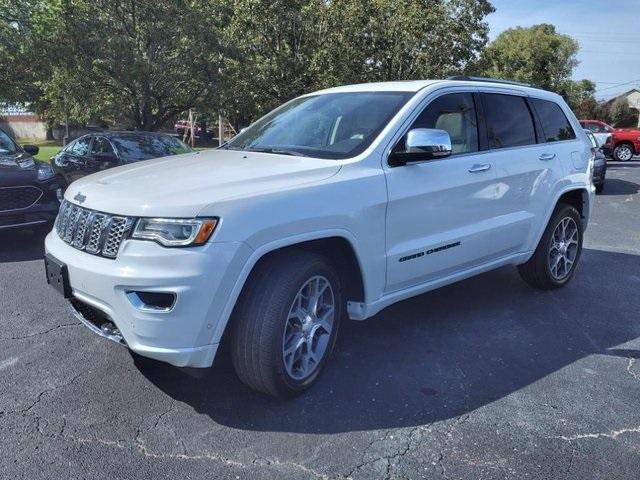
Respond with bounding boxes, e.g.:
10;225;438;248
1;161;640;479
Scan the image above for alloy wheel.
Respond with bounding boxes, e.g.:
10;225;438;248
616;145;633;161
282;275;335;381
548;217;579;281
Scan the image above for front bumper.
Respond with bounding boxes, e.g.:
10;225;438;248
45;231;252;367
0;177;63;231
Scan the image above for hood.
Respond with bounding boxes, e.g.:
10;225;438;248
614;127;640;134
64;149;341;217
0;152;36;171
0;153;47;188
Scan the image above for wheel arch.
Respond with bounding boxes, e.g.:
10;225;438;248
525;187;591;263
211;230;367;347
614;140;636;155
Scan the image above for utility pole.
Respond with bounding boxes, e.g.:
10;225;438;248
218;114;224;147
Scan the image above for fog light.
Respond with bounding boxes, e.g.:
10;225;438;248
126;291;176;311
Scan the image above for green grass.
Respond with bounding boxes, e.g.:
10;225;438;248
15;138;62;162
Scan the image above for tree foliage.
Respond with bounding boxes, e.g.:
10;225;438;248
480;24;578;91
221;0;495;126
609;97;635;127
5;0;575;131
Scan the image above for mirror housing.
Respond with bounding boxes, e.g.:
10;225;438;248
22;144;39;156
390;128;452;166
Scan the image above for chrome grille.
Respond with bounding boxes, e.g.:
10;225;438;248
55;200;135;259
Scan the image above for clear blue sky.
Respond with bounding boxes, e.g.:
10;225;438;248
487;0;640;100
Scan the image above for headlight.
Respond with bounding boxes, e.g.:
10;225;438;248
37;164;55;180
132;218;218;247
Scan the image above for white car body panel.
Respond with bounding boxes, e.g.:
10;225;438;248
45;79;594;368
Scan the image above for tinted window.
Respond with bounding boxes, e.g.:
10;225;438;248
531;98;576;142
111;135;193;162
91;137;116;155
70;137;92;156
410;93;478;154
223;92;413;160
482;94;536;149
0;130;18;154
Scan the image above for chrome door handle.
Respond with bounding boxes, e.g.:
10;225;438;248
468;163;491;173
539;153;556;161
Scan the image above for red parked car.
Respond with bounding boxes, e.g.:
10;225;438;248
174;120;204;136
579;119;640;162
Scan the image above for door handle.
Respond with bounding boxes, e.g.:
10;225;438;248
468;163;491;173
539;153;556;161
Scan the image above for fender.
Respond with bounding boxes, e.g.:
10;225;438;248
208;228;368;345
525;184;592;262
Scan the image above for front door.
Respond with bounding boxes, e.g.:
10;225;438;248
384;92;497;293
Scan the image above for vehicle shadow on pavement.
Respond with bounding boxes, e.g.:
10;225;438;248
0;229;47;263
135;247;640;434
598;178;639;196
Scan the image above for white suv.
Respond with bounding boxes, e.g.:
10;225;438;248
45;78;595;397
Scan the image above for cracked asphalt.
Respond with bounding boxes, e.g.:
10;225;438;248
2;160;640;479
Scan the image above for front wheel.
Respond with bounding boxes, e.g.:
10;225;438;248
613;143;634;162
230;251;342;397
518;204;583;289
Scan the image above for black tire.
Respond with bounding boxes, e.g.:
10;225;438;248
518;204;583;290
595;183;604;194
613;143;634;162
230;250;343;398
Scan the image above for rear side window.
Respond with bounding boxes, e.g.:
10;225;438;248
531;98;576;142
410;93;479;155
482;94;536;149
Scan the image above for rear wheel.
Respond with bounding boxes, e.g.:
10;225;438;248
613;143;634;162
518;204;583;289
230;251;342;397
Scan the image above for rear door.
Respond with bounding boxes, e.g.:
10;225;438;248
384;91;498;292
479;93;571;257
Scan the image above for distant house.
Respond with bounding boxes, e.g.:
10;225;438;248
0;103;47;140
605;88;640;128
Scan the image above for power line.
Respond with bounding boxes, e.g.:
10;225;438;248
594;79;640;94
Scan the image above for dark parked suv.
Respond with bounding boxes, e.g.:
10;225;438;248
0;129;63;231
52;131;193;185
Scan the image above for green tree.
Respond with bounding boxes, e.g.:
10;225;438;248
221;0;495;126
9;0;227;130
480;24;578;91
609;97;634;127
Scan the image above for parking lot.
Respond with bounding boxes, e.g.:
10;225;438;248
1;160;639;480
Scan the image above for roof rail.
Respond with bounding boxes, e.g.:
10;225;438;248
447;76;534;88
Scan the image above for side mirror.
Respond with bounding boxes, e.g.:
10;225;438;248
22;144;39;156
390;128;452;166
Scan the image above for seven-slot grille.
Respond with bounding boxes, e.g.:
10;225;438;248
55;200;135;258
0;186;43;212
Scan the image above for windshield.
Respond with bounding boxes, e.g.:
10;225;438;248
0;130;19;155
112;135;193;162
222;92;414;159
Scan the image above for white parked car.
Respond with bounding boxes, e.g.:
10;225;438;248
45;78;595;397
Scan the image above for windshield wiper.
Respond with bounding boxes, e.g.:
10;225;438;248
245;147;308;157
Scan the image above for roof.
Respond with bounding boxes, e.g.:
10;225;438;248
310;79;557;99
81;130;174;138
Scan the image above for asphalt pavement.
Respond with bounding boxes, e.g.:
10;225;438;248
1;160;639;479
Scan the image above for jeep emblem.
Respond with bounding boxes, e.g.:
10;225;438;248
74;192;86;204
